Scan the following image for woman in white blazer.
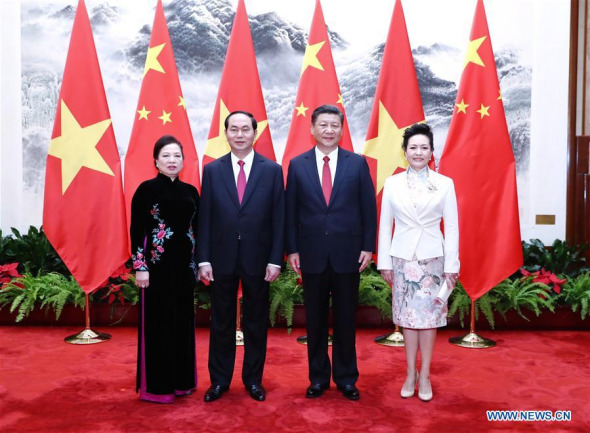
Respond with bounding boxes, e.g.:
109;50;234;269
377;123;459;402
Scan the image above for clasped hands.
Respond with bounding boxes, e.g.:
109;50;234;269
197;264;281;283
288;251;373;274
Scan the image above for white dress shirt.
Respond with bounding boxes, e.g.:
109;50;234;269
230;149;254;184
315;146;338;185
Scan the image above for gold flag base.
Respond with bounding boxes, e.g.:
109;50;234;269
374;330;405;347
297;334;333;345
65;328;111;345
449;332;496;348
236;330;244;346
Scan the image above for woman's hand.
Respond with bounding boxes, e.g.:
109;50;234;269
444;273;459;289
380;270;394;287
136;271;149;289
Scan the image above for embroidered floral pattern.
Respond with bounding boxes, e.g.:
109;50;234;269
150;204;173;264
187;222;197;279
392;256;447;329
132;247;148;271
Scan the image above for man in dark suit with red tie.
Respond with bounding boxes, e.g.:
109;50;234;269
285;105;377;400
197;111;284;402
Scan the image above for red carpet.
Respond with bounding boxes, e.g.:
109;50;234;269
1;327;589;432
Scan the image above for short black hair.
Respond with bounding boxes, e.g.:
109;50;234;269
402;123;434;151
311;105;344;125
224;111;258;130
153;135;183;167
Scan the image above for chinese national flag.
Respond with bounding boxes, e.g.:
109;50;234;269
362;0;430;250
124;0;200;229
203;0;275;166
439;0;522;300
281;0;353;181
43;0;128;293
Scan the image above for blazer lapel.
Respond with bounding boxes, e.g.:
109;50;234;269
302;149;326;207
397;171;421;221
219;153;240;209
328;149;350;206
240;152;265;208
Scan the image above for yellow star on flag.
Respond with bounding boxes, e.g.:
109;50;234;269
300;41;325;77
362;101;412;194
477;103;490;119
159;110;172;124
143;43;166;78
178;95;186;110
463;36;486;69
48;100;114;194
137;105;150;120
337;94;344;105
497;89;502;100
295;102;309;117
204;99;269;159
456;99;469;114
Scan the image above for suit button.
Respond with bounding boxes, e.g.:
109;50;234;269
325;231;328;235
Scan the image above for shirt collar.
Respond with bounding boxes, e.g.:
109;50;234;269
407;165;429;178
315;146;338;163
231;149;255;166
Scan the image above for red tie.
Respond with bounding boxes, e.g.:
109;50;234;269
237;160;246;204
322;156;332;205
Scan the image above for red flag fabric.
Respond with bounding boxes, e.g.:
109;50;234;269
203;0;275;166
124;0;200;229
362;0;429;253
43;0;129;294
439;0;522;300
281;0;353;181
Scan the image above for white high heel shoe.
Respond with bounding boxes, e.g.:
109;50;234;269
400;373;418;398
418;378;433;402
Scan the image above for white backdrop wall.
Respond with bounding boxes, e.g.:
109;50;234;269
0;0;570;244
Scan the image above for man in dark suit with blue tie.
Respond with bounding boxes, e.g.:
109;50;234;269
286;105;377;400
197;111;284;402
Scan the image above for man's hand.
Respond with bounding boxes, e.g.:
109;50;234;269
380;270;394;287
265;265;281;282
198;264;214;283
136;271;149;289
288;253;301;274
358;251;372;272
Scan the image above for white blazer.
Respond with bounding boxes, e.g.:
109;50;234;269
377;170;460;273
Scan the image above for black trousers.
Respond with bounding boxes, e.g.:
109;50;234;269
208;257;269;388
302;266;359;387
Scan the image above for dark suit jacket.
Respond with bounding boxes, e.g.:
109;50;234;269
285;147;377;274
197;151;285;276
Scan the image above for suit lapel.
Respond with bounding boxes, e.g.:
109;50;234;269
219;153;240;209
240;152;265;208
414;170;440;215
302;149;326;207
397;172;421;221
329;149;350;207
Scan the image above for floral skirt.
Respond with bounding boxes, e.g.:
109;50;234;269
392;256;447;329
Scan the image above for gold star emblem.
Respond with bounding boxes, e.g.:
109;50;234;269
337;94;344;105
178;95;186;110
497;89;502;100
300;41;325;77
362;101;415;194
476;103;490;119
143;43;166;78
295;102;309;117
158;110;172;125
137;105;150;120
204;99;269;160
456;99;469;114
48;100;114;194
464;36;486;69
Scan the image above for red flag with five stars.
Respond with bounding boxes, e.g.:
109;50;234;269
362;0;432;255
203;0;275;166
281;0;353;181
124;0;200;229
439;0;522;300
43;0;129;293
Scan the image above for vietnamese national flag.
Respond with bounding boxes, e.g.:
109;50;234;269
43;0;129;293
362;0;430;254
203;0;276;166
439;0;522;300
281;0;353;182
124;0;200;230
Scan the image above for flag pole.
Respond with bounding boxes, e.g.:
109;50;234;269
374;324;404;347
449;299;495;348
236;294;244;346
65;293;111;344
